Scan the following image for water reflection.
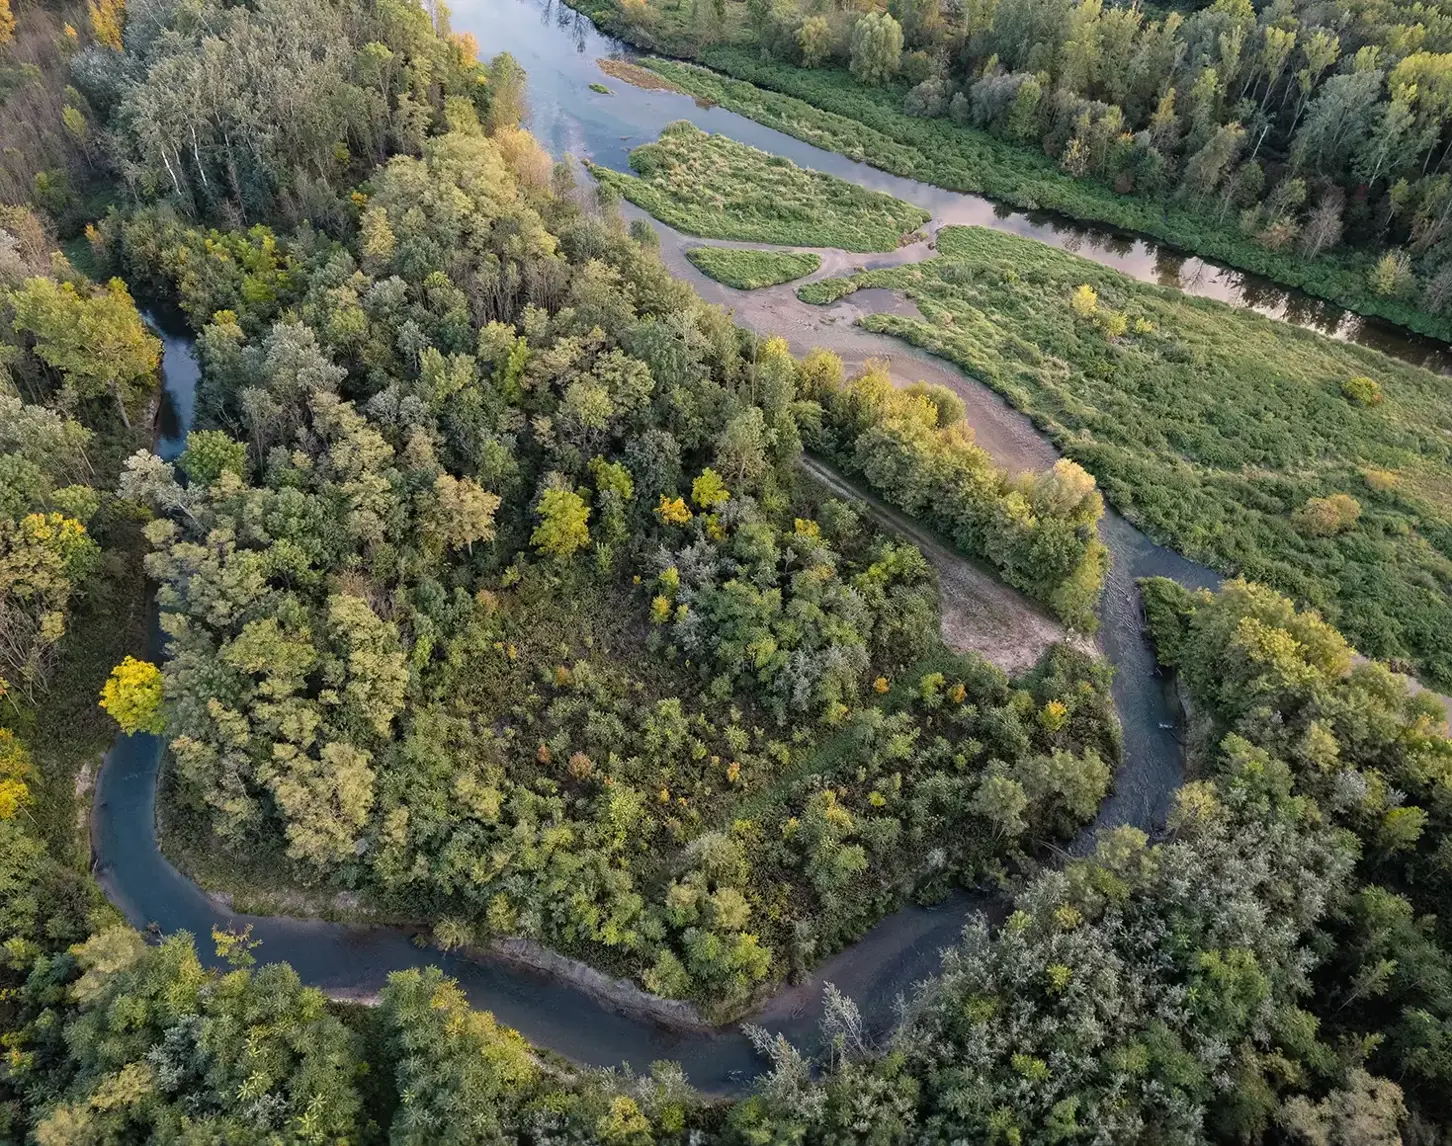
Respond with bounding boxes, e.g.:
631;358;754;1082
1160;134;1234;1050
146;306;200;463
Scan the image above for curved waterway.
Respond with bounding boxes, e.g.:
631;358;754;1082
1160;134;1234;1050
102;0;1426;1092
467;0;1452;371
96;302;1215;1092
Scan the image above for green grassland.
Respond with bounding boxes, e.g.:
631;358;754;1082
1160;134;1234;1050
802;225;1452;687
634;53;1452;343
588;120;928;252
684;246;820;288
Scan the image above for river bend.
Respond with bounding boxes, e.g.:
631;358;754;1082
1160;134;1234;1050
94;0;1427;1093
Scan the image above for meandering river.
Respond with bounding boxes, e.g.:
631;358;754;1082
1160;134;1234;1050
489;0;1452;372
90;0;1447;1094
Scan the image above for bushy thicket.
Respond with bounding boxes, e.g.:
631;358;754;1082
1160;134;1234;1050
3;925;708;1144
0;207;163;1142
798;349;1107;631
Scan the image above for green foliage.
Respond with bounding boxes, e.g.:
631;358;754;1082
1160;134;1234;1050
6;276;159;427
684;246;821;288
104;216;302;332
1136;576;1203;670
22;929;366;1143
101;88;1119;1014
0;510;100;701
587;121;928;251
532;486;592;560
849;11;903;86
179;429;247;485
804;224;1452;685
1139;578;1452;1130
381;967;538;1144
4;927;703;1142
799;352;1107;630
1341;374;1384;407
736;577;1452;1141
96;0;489;220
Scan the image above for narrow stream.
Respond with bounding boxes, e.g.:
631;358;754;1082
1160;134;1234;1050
93;0;1435;1093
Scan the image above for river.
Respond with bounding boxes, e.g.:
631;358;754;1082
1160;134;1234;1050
466;0;1452;372
97;307;1211;1093
94;0;1427;1094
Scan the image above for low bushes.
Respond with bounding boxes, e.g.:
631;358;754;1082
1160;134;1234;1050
587;120;928;252
684;246;820;288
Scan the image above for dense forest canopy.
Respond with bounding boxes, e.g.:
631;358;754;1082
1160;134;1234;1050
3;0;1452;1141
99;63;1116;1009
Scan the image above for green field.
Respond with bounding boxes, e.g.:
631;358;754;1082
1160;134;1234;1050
803;225;1452;686
588;120;928;252
684;246;820;288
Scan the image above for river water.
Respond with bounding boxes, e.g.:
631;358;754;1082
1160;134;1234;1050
461;0;1452;372
95;0;1438;1093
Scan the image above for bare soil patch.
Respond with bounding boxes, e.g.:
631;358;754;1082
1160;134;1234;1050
597;57;681;92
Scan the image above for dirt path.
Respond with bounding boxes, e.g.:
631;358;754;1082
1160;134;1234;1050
801;455;1096;676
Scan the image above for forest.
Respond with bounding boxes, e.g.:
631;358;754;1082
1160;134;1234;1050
578;0;1452;339
2;0;1452;1141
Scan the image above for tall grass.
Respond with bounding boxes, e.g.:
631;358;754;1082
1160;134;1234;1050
588;120;928;252
684;246;820;288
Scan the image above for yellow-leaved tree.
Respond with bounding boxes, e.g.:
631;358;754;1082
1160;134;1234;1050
0;728;32;820
531;487;590;560
99;655;165;735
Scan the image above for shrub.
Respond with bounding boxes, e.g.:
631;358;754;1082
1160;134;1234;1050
1069;283;1098;318
904;76;950;118
1368;249;1415;298
1294;493;1362;537
1340;375;1383;406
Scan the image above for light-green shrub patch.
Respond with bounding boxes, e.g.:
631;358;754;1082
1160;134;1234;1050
685;246;820;288
587;120;928;251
